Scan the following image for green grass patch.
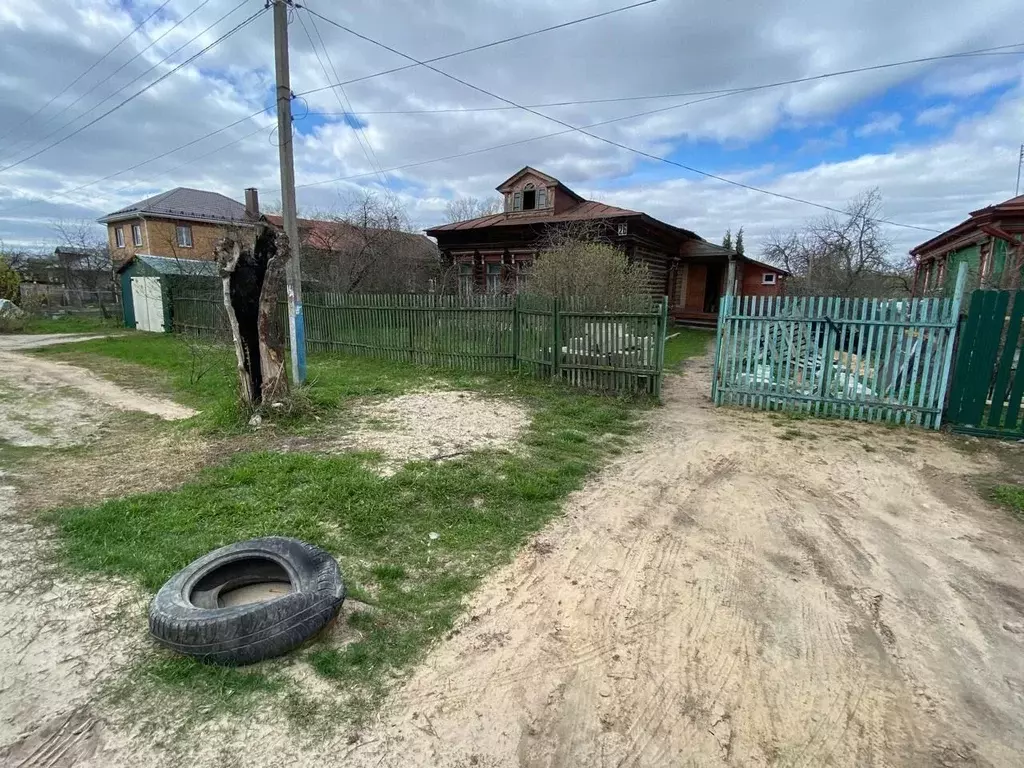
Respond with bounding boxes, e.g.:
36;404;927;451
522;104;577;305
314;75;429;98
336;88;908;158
991;484;1024;521
663;328;714;369
20;314;123;335
47;369;645;725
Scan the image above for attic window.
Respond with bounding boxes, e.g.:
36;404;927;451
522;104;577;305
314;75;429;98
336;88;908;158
522;184;536;211
762;273;777;285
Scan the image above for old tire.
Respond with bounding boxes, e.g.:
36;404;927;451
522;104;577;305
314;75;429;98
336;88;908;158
148;537;345;666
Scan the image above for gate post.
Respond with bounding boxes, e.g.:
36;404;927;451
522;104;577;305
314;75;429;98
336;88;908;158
934;262;969;429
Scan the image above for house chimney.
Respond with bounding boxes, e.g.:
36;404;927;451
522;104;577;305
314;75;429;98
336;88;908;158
244;187;260;219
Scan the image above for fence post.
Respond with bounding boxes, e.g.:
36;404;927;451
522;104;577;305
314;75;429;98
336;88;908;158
655;296;668;398
711;292;729;403
934;261;970;429
512;293;520;371
551;297;561;381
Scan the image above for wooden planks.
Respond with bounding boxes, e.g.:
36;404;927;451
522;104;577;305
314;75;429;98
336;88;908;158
712;271;968;430
168;291;668;397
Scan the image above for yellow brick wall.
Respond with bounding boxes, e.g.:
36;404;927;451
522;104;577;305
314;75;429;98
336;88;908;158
108;217;235;266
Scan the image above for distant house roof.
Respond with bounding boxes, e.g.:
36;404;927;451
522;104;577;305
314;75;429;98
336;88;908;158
115;253;219;277
98;187;249;226
911;193;1024;259
264;214;436;254
427;201;649;233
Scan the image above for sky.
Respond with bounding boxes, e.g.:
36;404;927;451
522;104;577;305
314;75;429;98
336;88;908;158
0;0;1022;260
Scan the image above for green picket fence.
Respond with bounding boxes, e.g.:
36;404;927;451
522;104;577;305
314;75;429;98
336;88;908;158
170;291;668;396
712;266;967;427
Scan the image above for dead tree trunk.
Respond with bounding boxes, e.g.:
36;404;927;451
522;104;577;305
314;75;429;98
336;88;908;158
215;226;290;408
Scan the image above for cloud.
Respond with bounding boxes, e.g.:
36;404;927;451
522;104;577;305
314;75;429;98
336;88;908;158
854;112;903;137
0;0;1022;268
914;103;957;126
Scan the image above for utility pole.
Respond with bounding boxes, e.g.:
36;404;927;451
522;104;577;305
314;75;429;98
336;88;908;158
272;0;306;385
1016;144;1024;198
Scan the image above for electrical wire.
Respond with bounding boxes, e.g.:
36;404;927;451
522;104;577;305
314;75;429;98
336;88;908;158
294;5;388;185
0;3;268;175
0;0;177;147
305;6;961;233
0;0;217;165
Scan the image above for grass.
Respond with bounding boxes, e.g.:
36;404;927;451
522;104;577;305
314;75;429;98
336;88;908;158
43;347;647;725
991;484;1024;521
663;327;714;369
19;314;123;335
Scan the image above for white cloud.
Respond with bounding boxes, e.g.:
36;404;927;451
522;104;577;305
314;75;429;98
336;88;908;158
915;103;957;126
0;0;1022;265
854;112;903;137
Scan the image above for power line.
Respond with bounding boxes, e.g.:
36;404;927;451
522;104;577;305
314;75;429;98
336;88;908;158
293;0;663;99
295;5;388;185
0;0;176;147
304;6;953;232
0;0;217;166
0;4;267;175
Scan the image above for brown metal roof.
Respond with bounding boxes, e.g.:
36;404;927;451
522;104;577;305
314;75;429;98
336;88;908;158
426;201;644;233
911;193;1024;257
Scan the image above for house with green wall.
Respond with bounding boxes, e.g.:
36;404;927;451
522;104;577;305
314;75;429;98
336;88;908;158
910;193;1024;296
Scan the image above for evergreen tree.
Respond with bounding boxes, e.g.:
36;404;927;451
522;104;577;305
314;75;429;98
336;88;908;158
722;228;733;252
735;227;745;256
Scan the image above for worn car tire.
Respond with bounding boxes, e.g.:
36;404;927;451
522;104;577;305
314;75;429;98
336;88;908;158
148;537;345;666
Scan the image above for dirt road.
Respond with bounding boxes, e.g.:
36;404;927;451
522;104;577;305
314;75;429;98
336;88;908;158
348;356;1024;767
2;350;1023;766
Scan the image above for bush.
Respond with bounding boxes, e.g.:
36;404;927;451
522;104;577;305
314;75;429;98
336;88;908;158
528;227;650;309
0;257;19;304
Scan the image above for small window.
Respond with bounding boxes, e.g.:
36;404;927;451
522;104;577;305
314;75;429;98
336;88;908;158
458;262;474;296
486;263;502;293
762;272;777;285
176;225;193;248
522;183;536;211
115;227;125;248
131;224;142;247
617;222;628;236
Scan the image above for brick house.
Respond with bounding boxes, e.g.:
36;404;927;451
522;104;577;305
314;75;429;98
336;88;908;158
426;167;787;326
97;187;253;266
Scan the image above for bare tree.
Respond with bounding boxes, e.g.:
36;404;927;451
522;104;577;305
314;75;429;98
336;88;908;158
51;219;115;312
529;222;650;309
761;189;903;297
301;191;438;293
444;196;502;223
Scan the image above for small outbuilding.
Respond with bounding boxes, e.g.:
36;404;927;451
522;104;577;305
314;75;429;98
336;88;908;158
117;254;218;332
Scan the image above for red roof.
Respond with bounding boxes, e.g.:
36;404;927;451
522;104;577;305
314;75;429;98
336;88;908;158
264;214;433;253
426;201;643;232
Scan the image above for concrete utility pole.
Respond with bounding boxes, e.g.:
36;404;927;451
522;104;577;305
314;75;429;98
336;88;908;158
1016;144;1023;198
272;0;306;385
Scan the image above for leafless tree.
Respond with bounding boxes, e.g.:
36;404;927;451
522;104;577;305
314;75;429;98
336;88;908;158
51;219;117;313
300;190;438;293
760;189;905;297
444;196;503;223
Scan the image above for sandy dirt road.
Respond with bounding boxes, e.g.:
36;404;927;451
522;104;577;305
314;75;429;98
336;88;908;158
344;356;1024;768
1;350;1023;767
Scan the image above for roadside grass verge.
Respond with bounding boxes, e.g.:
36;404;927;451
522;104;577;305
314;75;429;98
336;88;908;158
32;333;488;432
20;314;123;334
664;327;714;369
991;484;1024;522
45;362;646;727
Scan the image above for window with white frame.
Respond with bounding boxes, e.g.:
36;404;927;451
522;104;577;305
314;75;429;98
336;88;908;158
131;224;143;247
176;224;193;248
458;262;474;295
486;263;502;293
762;272;777;285
115;227;125;248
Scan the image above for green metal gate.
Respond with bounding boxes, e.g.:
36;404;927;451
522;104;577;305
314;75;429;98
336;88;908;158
946;289;1024;437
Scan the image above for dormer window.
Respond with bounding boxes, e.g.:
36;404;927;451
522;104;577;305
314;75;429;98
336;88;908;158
513;183;547;212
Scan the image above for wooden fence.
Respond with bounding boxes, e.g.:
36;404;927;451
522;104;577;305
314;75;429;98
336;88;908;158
170;291;668;396
712;264;967;428
946;289;1024;437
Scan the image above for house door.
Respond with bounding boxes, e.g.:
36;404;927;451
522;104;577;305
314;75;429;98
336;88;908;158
704;265;724;313
131;276;164;332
